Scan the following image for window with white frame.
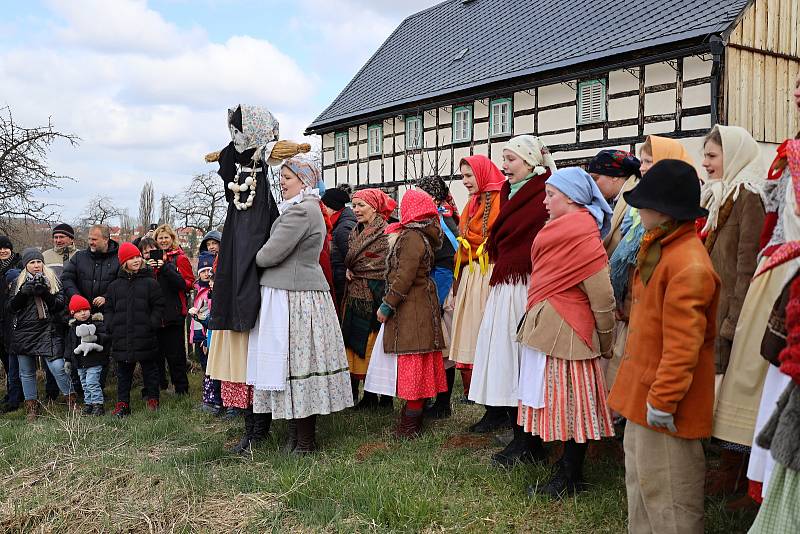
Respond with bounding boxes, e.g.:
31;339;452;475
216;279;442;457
335;132;348;162
452;106;472;143
577;79;607;125
367;124;382;156
406;116;423;149
490;98;512;137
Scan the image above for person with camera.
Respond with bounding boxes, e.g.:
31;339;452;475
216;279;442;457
7;248;74;421
148;225;194;395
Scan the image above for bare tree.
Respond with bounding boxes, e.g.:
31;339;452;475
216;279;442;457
118;208;136;242
158;194;174;227
0;106;78;232
138;181;155;232
81;195;120;226
167;171;226;233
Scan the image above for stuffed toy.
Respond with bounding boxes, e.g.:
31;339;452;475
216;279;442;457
73;323;104;357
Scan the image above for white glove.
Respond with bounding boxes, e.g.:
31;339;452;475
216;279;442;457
646;402;677;433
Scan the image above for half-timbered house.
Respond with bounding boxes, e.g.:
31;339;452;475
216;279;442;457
306;0;800;206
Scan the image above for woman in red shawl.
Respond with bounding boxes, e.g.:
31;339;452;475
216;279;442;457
364;189;448;438
341;188;396;409
449;155;504;402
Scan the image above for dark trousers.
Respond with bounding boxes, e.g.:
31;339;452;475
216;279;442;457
193;341;208;371
157;324;189;394
116;360;160;404
0;345;23;406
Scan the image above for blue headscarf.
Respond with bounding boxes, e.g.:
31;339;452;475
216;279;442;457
545;167;613;238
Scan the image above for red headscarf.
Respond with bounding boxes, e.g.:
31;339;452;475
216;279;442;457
352;188;397;220
460;155;506;217
385;189;438;234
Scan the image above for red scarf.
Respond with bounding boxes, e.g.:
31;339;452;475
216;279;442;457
780;273;800;384
487;172;550;286
528;210;608;349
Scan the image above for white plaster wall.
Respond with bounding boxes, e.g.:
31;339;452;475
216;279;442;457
368;160;381;180
383;135;393;155
682;84;711;109
645;90;677;115
490;142;504;162
538;83;575;107
513;115;534;135
448;180;469;212
682;114;712;131
580;128;604;142
439;126;452;147
322;133;335;149
645;62;677;86
323;167;335;187
473;143;489;157
474;101;488;119
439;148;453;176
423;111;436;129
643;120;674;135
453;146;470;164
424;128;436;148
609;125;638;138
474;121;488;140
683;55;712;81
514;90;535;110
608;95;638;121
539;131;576;146
539;106;576;132
323;149;334;166
608;69;639;94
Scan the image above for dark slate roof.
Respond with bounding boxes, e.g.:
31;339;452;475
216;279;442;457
307;0;749;132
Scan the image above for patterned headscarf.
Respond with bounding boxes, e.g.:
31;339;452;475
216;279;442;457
228;105;279;154
416;176;449;203
385;189;439;234
352;188;397;220
503;135;558;176
282;158;321;189
588;150;641;178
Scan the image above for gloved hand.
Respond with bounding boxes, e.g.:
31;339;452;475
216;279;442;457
20;282;35;296
63;360;73;377
32;283;48;296
646;402;677;433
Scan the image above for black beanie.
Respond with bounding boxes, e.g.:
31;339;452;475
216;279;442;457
21;247;44;267
321;188;350;212
0;236;12;251
52;223;75;239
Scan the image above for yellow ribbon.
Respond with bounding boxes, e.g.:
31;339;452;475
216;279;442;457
454;237;473;279
475;238;489;275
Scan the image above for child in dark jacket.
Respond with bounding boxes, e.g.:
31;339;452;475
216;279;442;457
65;295;109;416
105;243;165;417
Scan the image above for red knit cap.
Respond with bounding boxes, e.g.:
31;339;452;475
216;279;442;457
69;294;91;314
118;242;141;266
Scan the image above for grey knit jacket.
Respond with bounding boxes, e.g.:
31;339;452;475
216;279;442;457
757;381;800;471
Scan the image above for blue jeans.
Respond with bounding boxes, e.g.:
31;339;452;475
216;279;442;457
77;366;104;404
17;355;74;401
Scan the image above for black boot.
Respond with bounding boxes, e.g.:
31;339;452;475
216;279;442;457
294;415;317;454
426;367;454;419
492;424;547;467
284;420;298;453
468;405;512;433
354;391;379;410
351;377;360;404
230;410;255;454
378;395;394;409
250;412;272;447
530;440;588;499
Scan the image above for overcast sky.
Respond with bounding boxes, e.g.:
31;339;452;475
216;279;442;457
0;0;439;223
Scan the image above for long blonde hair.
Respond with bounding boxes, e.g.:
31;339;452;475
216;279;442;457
15;264;61;295
154;224;179;250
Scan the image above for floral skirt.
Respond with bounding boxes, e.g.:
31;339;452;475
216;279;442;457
518;355;614;443
397;351;448;401
252;290;353;419
221;381;252;409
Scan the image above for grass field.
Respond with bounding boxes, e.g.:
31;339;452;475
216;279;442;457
0;372;758;533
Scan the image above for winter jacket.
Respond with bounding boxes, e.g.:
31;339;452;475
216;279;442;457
43;245;78;277
153;248;194;326
382;221;445;355
7;278;67;360
603;176;638;256
64;313;109;368
0;254;22;349
190;281;211;343
757;381;800;471
435;214;458;271
105;267;165;363
706;189;765;373
330;207;357;304
61;240;120;306
199;230;222;253
608;223;721;439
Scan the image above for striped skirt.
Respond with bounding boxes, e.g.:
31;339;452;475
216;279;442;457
518;355;614;443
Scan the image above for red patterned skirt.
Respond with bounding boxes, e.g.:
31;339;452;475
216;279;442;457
221;381;252;409
397;351;448;401
518;355;614;443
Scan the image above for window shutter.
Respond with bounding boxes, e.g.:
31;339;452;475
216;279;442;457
579;81;606;124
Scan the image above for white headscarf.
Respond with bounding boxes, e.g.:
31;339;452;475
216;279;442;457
503;135;558;176
700;125;766;234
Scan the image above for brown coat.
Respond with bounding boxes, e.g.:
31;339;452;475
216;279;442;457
382;222;444;355
707;189;765;373
603;176;639;255
607;223;720;439
517;266;616;360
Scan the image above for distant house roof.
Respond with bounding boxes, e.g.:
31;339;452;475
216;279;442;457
306;0;749;133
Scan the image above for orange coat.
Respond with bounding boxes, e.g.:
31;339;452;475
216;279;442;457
607;223;720;439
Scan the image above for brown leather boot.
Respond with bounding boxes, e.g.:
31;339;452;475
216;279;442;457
65;393;78;410
25;400;39;422
294;415;317;454
394;405;424;439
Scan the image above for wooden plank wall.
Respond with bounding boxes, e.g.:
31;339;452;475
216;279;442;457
726;0;800;141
